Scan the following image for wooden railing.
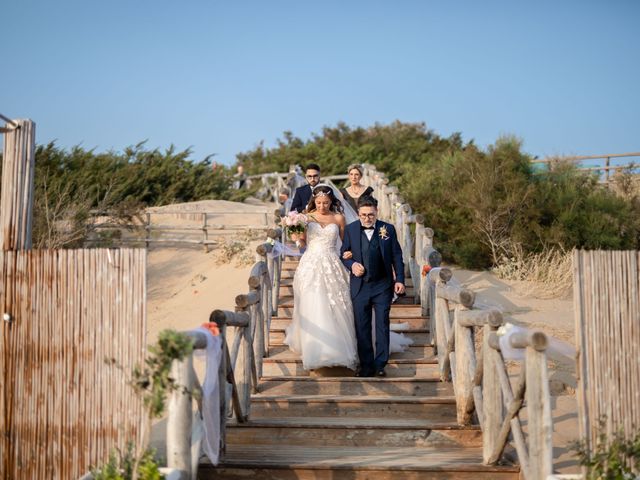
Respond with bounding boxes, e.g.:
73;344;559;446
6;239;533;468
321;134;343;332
531;151;640;184
430;271;553;479
355;164;555;479
88;210;273;250
165;230;278;478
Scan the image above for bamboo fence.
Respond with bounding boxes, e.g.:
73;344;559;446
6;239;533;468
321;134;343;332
573;250;640;448
0;249;146;480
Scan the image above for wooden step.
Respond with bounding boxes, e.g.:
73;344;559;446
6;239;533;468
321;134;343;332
278;295;419;307
269;328;429;346
270;316;428;330
279;276;416;288
258;376;453;396
268;343;435;360
276;302;424;318
282;260;300;270
262;356;439;377
226;418;482;447
201;445;519;479
278;284;416;297
250;395;457;420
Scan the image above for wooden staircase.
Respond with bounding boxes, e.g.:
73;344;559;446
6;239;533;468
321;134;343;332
201;258;519;479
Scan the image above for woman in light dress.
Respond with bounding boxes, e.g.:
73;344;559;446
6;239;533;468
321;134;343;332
285;184;411;371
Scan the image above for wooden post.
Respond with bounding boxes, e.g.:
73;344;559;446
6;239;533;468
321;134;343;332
145;212;151;248
401;205;413;272
435;293;452;381
212;309;250;423
202;213;209;252
233;295;257;421
414;220;425;305
482;323;503;463
252;285;265;380
262;264;272;358
423;227;434;248
526;345;553;479
237;315;254;418
212;314;228;458
454;306;476;425
166;355;194;479
0;119;36;250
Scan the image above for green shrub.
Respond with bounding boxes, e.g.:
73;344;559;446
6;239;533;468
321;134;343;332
571;420;640;479
12;142;235;248
236;123;640;269
95;329;195;480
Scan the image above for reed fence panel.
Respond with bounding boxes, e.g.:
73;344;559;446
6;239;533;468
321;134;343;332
573;249;640;448
0;248;146;480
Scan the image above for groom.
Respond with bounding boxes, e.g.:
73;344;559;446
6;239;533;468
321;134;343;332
340;196;405;377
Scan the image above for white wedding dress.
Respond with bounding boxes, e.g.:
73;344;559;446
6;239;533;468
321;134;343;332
284;221;412;371
285;222;359;370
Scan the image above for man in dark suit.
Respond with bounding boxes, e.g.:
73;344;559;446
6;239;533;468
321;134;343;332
340;196;405;377
290;163;321;213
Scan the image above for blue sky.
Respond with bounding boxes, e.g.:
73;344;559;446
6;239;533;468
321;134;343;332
2;1;639;166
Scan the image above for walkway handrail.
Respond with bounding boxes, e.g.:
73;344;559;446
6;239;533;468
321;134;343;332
165;228;278;477
431;268;553;480
341;164;554;478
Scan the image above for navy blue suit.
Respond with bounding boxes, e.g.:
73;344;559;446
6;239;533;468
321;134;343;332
341;220;404;374
290;185;312;213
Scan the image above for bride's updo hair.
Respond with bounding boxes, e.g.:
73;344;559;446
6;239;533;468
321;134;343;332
306;184;344;214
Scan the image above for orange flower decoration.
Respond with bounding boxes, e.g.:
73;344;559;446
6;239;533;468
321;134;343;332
421;264;432;277
201;322;220;337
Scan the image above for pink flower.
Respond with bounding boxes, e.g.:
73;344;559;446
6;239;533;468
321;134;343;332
284;211;308;235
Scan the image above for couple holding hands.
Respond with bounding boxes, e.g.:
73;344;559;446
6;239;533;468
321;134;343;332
285;164;410;377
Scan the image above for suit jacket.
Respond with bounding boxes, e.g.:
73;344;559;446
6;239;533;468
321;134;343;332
340;220;404;297
291;184;312;213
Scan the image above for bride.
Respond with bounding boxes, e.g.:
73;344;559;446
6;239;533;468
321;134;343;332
285;184;359;370
285;184;411;372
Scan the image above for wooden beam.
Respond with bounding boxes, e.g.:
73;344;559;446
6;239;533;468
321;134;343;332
235;291;260;309
457;309;503;328
437;284;476;308
210;309;250;328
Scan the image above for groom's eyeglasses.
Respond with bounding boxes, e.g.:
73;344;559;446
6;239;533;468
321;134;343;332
306;174;319;179
359;213;376;218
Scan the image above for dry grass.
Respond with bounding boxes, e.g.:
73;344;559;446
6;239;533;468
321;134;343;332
213;229;265;267
492;244;573;299
609;168;640;201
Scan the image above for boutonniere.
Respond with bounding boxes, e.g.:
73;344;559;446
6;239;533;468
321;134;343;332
379;225;389;240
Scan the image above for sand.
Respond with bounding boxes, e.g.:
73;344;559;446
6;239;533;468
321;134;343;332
146;199;580;473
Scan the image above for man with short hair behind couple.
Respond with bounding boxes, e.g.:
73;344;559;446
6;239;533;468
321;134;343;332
285;165;410;377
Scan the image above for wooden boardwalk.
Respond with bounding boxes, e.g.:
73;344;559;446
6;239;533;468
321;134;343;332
202;258;520;479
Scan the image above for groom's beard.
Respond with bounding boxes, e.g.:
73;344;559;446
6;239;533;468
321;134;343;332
360;219;376;229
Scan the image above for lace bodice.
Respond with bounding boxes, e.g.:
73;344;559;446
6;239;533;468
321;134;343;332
306;222;340;253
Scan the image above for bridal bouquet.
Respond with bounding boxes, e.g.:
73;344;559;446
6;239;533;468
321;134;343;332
283;210;309;236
